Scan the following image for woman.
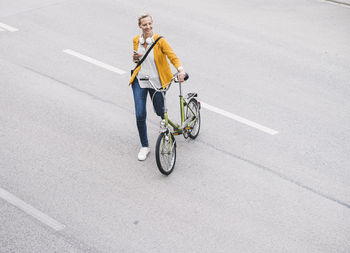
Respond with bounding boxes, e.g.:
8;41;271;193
129;14;186;161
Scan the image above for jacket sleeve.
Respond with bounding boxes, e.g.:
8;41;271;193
160;38;182;70
129;36;141;85
133;35;140;52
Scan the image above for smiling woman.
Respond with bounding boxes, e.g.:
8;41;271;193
129;13;186;161
137;14;153;44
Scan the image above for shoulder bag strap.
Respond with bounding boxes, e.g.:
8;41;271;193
132;36;163;72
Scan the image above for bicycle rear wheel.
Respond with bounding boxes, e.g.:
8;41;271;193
186;98;201;139
155;132;176;175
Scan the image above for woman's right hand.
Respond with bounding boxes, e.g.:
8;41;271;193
133;51;143;63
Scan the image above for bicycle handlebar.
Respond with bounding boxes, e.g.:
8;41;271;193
174;73;189;83
139;72;189;92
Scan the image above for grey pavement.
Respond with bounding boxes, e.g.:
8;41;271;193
1;0;350;252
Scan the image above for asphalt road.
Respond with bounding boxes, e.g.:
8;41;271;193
1;0;350;252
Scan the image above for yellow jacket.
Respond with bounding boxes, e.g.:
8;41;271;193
129;34;182;88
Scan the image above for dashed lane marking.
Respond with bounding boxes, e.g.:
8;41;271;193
0;22;19;32
62;49;279;135
63;49;126;75
0;187;66;231
201;102;279;135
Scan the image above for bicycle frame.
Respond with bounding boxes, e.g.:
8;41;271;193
147;73;201;175
162;82;198;136
139;75;198;135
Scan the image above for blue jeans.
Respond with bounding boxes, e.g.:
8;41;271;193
132;78;164;147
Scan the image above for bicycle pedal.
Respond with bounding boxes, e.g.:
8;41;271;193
172;132;182;135
185;127;192;130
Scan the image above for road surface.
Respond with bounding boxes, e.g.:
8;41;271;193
1;0;350;252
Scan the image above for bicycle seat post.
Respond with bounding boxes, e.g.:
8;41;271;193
178;82;186;126
162;91;168;113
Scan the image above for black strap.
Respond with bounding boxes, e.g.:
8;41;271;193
132;36;163;73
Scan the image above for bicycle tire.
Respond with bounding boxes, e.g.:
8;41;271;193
186;98;201;139
155;132;176;175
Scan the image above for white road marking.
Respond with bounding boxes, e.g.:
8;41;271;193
0;27;5;32
0;22;19;32
200;102;279;135
0;187;65;231
63;49;126;75
62;49;278;134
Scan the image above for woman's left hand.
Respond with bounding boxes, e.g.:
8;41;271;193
177;71;186;82
133;51;143;63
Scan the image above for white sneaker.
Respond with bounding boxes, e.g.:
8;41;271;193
138;147;151;161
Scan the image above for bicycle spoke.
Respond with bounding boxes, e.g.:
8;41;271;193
157;133;175;172
185;99;200;139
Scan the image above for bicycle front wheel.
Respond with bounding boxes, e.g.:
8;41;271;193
155;132;176;175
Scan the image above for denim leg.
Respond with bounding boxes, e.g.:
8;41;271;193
149;89;164;118
132;79;149;147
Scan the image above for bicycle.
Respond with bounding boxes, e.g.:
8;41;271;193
139;73;201;175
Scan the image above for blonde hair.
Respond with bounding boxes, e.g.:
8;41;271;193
138;14;152;25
